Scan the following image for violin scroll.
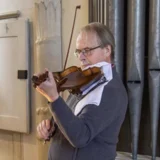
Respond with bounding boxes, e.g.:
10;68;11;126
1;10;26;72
32;71;67;91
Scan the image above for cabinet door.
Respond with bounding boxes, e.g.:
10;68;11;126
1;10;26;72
0;19;30;133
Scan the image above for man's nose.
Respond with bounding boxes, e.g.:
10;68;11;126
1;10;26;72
79;52;85;59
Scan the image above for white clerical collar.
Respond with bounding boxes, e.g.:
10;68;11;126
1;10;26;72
82;61;113;82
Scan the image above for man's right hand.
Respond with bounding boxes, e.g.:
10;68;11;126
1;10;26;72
37;119;55;140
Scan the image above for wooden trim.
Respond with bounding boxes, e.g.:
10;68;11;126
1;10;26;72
0;10;20;20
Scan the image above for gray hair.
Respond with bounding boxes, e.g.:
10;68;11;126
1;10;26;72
80;22;115;62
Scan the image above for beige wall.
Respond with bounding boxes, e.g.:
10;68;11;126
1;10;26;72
0;0;88;160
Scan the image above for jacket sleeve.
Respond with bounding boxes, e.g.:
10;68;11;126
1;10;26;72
49;85;127;148
50;118;58;137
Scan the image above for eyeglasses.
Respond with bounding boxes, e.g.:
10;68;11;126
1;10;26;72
74;45;102;57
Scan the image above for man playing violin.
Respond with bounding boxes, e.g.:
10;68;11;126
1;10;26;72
36;22;128;160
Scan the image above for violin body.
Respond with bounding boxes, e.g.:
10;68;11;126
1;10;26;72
32;66;103;94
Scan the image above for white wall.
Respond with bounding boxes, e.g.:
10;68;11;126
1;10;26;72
0;0;88;159
0;1;38;160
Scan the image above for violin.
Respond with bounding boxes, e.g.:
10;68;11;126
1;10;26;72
32;66;103;94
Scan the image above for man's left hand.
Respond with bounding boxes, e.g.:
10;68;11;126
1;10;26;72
35;69;59;102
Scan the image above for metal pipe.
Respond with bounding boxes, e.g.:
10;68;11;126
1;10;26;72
127;0;145;82
127;0;146;159
148;0;160;69
148;1;160;159
107;0;124;78
88;0;93;23
149;71;160;160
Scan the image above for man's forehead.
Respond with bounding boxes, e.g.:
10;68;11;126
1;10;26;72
76;31;99;45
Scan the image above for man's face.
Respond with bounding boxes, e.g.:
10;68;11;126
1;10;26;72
75;31;111;69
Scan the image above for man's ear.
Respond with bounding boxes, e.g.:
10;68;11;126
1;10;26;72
104;45;112;57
